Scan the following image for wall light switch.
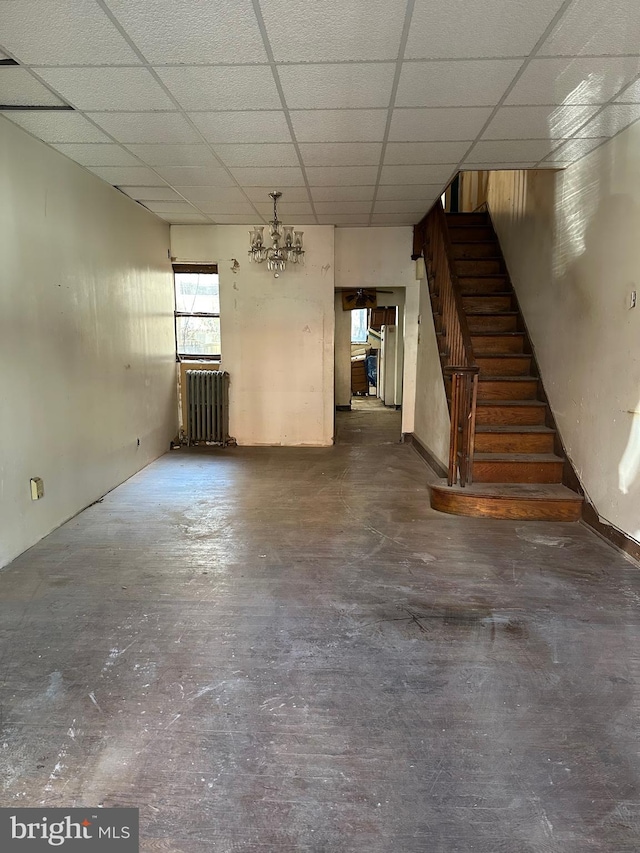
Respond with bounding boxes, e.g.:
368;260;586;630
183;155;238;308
30;477;44;500
630;290;637;309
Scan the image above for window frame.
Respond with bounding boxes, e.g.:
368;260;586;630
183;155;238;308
350;307;369;344
173;263;221;361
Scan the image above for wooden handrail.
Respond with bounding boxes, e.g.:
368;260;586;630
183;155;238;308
419;200;479;487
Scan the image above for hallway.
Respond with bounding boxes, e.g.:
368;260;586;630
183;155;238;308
1;422;640;851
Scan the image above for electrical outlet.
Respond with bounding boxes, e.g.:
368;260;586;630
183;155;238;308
30;477;44;500
630;290;637;309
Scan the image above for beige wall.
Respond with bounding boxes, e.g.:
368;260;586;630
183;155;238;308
413;272;451;468
0;116;177;569
486;126;640;542
171;225;335;446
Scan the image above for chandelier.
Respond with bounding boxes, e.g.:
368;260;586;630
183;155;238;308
248;191;304;277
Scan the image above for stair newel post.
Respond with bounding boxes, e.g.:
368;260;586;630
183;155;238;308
446;369;461;487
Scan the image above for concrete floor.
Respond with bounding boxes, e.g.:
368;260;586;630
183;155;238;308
1;408;640;851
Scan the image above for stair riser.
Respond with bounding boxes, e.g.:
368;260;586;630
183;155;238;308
477;380;538;400
472;335;524;353
474;461;563;484
462;296;513;312
474;433;555;454
476;356;532;376
451;243;499;259
476;406;546;426
459;277;508;294
447;213;489;225
467;315;518;332
449;226;495;242
455;259;503;275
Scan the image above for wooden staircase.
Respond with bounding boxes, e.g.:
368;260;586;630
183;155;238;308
429;211;583;521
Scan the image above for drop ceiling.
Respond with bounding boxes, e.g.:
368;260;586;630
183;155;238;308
1;0;640;226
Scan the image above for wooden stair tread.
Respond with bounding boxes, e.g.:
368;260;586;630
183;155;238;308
478;375;537;381
466;310;518;316
477;399;545;406
474;452;563;462
431;481;581;501
472;331;523;336
475;353;529;358
476;425;554;433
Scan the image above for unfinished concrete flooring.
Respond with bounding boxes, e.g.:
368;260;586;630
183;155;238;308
1;411;640;851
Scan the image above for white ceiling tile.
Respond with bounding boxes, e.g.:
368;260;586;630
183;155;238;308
396;60;521;108
543;137;608;163
310;186;375;202
384;141;469;164
229;166;304;186
162;213;211;224
506;57;640;106
198;201;257;215
291;110;387;142
314;201;372;214
87;166;165;185
371;214;419;224
104;0;267;63
119;185;183;200
244;185;309;202
482;104;599;140
540;0;640;57
380;164;455;184
305;166;379;186
124;144;217;167
260;0;407;62
616;79;640;103
156;66;281;112
141;201;199;214
389;107;492;141
406;0;566;59
0;0;140;65
573;104;640;138
279;63;395;110
174;186;248;203
254;201;313;216
376;183;443;200
211;214;266;224
33;68;174;112
374;199;433;213
317;214;370;225
213;144;299;167
298;143;382;167
464;139;555;163
52;143;140;166
155;166;236;186
87;112;200;144
2;110;110;142
189;111;292;143
0;68;64;106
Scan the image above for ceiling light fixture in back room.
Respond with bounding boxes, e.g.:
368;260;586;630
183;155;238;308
248;191;304;278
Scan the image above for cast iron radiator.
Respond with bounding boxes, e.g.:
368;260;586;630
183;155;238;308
185;370;231;446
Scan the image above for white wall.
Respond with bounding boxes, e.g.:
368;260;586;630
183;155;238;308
171;225;335;446
334;292;352;408
0;117;177;569
334;227;417;431
487;125;640;542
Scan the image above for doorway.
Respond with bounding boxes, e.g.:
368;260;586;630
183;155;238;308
334;289;404;443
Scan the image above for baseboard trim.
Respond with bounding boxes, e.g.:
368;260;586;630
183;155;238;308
581;503;640;564
335;405;351;412
405;433;448;479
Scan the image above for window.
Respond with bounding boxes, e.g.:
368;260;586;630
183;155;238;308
173;264;220;359
351;308;368;343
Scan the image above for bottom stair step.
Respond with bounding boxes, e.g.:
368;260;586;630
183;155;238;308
473;452;564;483
429;481;583;521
